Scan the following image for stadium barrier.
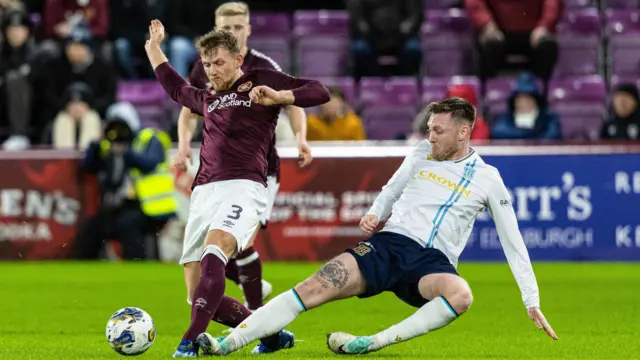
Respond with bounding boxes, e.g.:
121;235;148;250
1;142;640;261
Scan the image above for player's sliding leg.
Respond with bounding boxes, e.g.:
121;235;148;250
184;293;287;354
196;252;367;355
207;295;290;354
327;273;472;354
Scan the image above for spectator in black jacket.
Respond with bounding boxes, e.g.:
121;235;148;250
347;0;423;78
601;83;640;141
164;0;225;77
0;10;38;150
39;27;117;135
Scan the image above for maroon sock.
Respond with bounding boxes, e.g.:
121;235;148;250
211;295;251;328
182;252;226;341
211;295;280;349
237;247;263;310
225;259;240;284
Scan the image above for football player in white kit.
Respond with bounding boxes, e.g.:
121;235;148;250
195;97;558;356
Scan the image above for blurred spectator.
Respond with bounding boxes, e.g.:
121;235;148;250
307;86;366;141
75;115;178;260
39;28;117;137
348;0;423;78
0;0;25;42
465;0;562;84
42;0;109;59
110;0;167;79
165;0;223;77
51;82;101;149
600;83;640;141
409;84;490;141
491;72;561;140
0;10;38;150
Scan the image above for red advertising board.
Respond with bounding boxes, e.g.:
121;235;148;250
0;155;99;260
251;157;400;261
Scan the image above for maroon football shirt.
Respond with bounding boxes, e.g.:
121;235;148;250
155;62;329;188
188;49;283;180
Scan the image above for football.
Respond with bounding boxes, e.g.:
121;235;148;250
106;307;156;356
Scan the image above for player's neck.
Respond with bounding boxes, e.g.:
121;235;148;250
241;46;249;57
232;69;244;85
448;145;472;162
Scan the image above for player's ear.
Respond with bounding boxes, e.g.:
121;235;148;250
236;53;243;69
458;124;469;141
246;23;252;37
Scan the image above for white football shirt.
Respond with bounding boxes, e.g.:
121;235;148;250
367;141;540;308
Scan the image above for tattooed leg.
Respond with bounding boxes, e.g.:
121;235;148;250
195;253;368;355
294;252;367;310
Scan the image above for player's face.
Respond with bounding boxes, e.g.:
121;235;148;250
201;47;243;92
216;15;251;51
427;112;468;161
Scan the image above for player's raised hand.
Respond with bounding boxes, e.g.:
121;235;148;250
174;145;193;173
249;85;282;106
145;19;165;51
359;214;379;235
527;307;558;340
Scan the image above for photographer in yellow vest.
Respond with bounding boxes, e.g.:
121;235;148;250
74;112;177;260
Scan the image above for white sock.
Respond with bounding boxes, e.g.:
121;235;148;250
370;296;459;351
223;289;306;352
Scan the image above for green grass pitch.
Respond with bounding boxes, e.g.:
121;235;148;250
1;261;639;359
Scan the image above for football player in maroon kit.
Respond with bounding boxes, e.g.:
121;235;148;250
144;19;330;357
175;2;310;313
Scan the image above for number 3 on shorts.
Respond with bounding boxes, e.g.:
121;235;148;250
227;205;243;220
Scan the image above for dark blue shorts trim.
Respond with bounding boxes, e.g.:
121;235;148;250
345;231;459;308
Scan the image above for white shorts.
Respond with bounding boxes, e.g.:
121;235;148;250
179;179;267;265
260;175;280;227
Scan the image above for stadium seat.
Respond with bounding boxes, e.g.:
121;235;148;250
563;0;594;8
422;0;463;9
117;81;168;105
117;81;171;129
602;0;640;8
421;77;449;105
312;77;357;104
420;9;474;77
605;10;640;76
248;12;292;73
421;76;480;106
610;74;640;90
554;8;601;78
359;77;419;140
548;76;607;139
293;10;350;77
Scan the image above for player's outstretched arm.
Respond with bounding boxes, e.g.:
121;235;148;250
145;20;208;117
252;70;330;108
366;146;417;223
486;171;558;340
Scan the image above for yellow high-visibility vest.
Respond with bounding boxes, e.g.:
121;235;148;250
129;128;178;218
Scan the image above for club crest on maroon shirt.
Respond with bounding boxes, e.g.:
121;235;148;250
238;81;253;92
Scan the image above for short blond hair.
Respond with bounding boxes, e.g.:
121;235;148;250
196;29;240;57
215;2;250;21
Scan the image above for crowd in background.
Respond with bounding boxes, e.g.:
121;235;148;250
0;0;638;152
